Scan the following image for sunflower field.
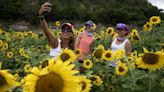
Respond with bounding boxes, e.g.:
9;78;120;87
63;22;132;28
0;16;164;92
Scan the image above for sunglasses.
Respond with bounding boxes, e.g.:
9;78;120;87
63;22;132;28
61;28;72;32
85;24;93;27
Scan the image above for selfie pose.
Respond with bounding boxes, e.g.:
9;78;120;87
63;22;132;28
39;2;75;58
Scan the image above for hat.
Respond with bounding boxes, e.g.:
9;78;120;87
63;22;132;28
61;23;74;31
85;20;94;26
116;23;129;35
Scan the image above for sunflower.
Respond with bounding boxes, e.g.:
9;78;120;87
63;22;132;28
23;59;80;92
115;62;128;76
105;27;114;36
73;30;80;36
143;22;153;32
55;21;61;28
0;70;20;92
1;42;8;51
23;32;28;38
130;29;140;41
92;48;105;61
57;48;76;62
74;49;81;56
113;48;125;59
136;50;164;71
112;32;118;40
92;75;103;86
78;76;92;92
83;59;93;69
45;44;50;51
7;51;14;58
28;31;34;38
0;40;3;47
102;49;114;61
24;63;32;73
149;16;161;25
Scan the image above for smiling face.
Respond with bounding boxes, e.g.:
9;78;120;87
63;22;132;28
85;24;94;32
116;28;126;37
61;26;73;39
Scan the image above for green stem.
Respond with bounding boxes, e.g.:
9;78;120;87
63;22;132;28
148;71;152;92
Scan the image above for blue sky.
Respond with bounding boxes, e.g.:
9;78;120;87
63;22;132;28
148;0;164;11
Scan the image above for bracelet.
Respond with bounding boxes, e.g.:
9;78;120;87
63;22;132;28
38;15;45;20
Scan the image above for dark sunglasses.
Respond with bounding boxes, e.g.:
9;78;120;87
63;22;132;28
61;28;72;32
85;24;93;27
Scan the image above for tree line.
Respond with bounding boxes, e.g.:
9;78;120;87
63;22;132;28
0;0;164;26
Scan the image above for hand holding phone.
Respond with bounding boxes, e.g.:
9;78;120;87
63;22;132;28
39;2;52;16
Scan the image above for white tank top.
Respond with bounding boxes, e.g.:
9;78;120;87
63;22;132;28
110;38;129;67
111;38;129;52
49;38;62;58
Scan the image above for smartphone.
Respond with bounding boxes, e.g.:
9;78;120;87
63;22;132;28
43;0;52;16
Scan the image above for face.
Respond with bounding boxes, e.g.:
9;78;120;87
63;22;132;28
85;24;94;31
116;28;126;37
61;26;73;39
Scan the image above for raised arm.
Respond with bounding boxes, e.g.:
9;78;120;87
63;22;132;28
39;2;58;48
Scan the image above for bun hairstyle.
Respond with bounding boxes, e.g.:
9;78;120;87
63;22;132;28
116;23;129;35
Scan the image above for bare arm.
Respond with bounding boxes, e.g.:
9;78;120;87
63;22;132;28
125;41;132;56
39;3;58;48
75;33;82;49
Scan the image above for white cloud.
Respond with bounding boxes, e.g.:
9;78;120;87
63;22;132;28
148;0;164;10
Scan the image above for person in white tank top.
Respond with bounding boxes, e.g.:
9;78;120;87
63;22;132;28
110;23;132;67
39;3;75;59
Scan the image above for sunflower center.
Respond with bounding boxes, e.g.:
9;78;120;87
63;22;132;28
142;53;159;64
108;30;111;34
133;35;139;40
152;18;157;22
118;66;124;72
105;53;111;58
94;49;103;59
146;24;150;28
86;61;90;65
0;75;7;86
35;72;64;92
60;53;70;62
75;50;80;55
81;81;87;90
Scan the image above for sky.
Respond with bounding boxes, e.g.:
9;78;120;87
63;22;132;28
148;0;164;11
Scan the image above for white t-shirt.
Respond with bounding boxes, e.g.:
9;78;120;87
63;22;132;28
110;38;129;67
49;38;62;59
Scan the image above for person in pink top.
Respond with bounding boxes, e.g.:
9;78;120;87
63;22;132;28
75;20;95;63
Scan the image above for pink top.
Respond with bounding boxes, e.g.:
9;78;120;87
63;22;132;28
77;31;95;60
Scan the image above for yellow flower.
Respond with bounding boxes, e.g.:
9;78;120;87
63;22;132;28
7;51;14;58
57;48;76;62
78;76;92;92
92;75;103;86
1;42;8;51
143;22;153;32
112;33;118;40
149;16;161;25
0;70;20;92
136;50;164;71
55;21;61;28
114;48;125;59
92;48;104;60
102;49;114;61
115;62;128;76
74;49;81;56
130;29;140;41
73;31;80;36
23;60;80;92
0;40;3;47
105;27;114;36
24;63;32;73
83;59;93;69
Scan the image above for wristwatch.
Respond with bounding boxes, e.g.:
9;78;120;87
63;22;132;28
38;15;45;20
